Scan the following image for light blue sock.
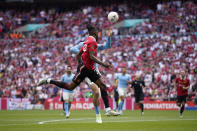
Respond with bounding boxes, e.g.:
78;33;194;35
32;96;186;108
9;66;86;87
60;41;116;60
94;106;100;114
120;100;124;110
64;103;69;116
118;101;124;111
68;103;71;111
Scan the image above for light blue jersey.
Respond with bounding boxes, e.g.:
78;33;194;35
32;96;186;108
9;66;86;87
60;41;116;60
70;37;111;71
115;73;131;88
61;74;75;93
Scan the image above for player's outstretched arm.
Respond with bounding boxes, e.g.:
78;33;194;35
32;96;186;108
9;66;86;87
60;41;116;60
174;80;177;90
98;37;111;50
89;51;110;68
70;42;84;54
97;30;112;50
76;49;83;63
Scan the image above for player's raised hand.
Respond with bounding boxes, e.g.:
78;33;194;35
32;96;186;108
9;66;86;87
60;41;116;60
106;29;112;37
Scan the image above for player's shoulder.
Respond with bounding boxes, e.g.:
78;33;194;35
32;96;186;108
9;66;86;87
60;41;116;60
85;36;96;43
115;73;120;77
186;78;190;82
61;74;66;79
175;77;180;81
126;74;131;77
71;74;75;77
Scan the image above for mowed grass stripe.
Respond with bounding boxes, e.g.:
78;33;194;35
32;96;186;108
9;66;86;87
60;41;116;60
0;110;197;131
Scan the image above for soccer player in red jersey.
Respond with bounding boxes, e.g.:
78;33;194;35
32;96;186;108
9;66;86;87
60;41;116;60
37;24;111;123
174;70;190;117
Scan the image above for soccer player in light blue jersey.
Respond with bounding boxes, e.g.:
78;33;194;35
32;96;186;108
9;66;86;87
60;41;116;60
70;30;120;116
114;67;131;115
61;65;75;118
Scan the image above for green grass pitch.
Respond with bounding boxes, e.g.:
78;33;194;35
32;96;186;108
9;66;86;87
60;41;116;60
0;110;197;131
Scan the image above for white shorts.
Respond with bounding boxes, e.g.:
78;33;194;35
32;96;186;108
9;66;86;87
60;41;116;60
117;87;127;97
63;92;74;102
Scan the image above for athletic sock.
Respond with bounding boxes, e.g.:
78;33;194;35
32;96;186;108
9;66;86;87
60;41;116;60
120;100;124;110
139;103;144;112
118;100;124;111
180;104;185;114
100;89;109;108
50;80;69;90
64;102;69;116
94;106;100;115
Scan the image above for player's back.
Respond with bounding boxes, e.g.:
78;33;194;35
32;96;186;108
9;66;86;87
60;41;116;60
81;36;97;70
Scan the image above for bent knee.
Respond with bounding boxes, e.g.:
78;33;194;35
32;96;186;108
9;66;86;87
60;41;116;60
93;88;100;97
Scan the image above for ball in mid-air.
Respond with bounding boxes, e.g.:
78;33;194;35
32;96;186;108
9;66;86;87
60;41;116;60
108;11;119;23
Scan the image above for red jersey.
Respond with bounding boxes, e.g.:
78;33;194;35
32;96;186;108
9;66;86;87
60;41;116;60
81;36;97;70
175;77;190;96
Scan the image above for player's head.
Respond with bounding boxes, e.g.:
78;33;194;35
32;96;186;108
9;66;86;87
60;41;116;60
67;65;72;75
87;24;98;41
121;67;126;74
180;70;185;78
135;74;141;80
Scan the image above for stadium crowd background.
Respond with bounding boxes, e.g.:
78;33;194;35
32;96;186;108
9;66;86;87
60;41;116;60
0;0;197;104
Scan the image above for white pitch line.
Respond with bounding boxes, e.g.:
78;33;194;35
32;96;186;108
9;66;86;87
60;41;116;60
37;117;129;124
38;118;95;124
37;118;197;125
1;118;197;127
0;123;37;127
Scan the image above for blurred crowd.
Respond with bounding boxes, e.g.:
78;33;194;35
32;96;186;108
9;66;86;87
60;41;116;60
0;1;197;104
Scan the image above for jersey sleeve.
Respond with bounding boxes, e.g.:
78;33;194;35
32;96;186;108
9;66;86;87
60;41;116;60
142;81;145;87
61;75;64;81
127;75;131;81
70;42;84;54
186;79;190;87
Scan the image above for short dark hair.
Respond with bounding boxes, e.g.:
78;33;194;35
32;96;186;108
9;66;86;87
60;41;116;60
67;65;72;69
86;24;98;40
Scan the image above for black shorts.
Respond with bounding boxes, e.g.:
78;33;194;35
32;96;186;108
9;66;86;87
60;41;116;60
73;63;101;85
177;95;187;103
114;87;119;102
135;93;144;103
60;96;64;102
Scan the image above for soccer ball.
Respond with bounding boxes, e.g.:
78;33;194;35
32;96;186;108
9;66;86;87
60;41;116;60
108;11;119;23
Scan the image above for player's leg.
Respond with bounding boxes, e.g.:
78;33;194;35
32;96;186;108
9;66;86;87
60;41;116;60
138;93;144;115
63;92;70;118
85;78;102;123
114;87;119;110
67;93;74;118
61;96;65;115
176;96;182;117
37;65;86;90
138;100;144;115
180;96;186;118
117;88;125;115
94;78;120;116
37;78;77;90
